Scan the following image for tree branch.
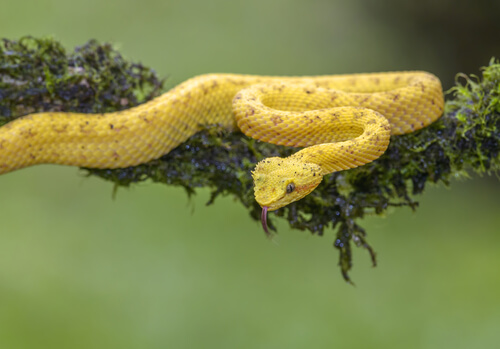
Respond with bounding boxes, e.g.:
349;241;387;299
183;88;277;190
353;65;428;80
1;37;499;281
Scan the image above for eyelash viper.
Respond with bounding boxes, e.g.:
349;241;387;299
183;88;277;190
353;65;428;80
0;72;444;233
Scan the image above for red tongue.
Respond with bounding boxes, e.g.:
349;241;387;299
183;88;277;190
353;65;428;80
261;206;270;237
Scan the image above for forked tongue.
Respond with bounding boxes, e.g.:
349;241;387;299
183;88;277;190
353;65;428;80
261;206;270;237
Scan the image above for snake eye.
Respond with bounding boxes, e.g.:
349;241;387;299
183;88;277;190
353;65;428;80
286;183;295;194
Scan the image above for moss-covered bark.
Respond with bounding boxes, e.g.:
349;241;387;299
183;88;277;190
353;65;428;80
1;37;499;281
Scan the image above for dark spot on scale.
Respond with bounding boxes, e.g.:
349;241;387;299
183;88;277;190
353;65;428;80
271;115;283;125
52;125;68;133
110;124;114;129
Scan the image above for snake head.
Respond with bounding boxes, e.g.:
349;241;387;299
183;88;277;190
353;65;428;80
252;157;323;235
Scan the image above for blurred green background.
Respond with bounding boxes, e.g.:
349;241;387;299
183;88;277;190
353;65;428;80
1;0;499;348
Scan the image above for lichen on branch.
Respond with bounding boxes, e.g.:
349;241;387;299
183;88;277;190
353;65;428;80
1;37;499;281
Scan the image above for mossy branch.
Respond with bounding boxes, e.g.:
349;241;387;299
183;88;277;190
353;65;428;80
1;37;499;281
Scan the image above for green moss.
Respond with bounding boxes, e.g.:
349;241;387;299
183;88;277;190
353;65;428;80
1;37;499;281
0;36;163;124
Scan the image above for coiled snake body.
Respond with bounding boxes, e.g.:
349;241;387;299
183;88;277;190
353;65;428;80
0;72;444;233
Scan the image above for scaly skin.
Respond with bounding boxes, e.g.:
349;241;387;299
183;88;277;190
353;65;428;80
0;72;444;232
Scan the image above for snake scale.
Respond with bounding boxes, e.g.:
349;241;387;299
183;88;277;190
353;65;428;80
0;72;444;233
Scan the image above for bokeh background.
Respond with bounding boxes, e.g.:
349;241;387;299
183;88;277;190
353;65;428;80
1;0;499;348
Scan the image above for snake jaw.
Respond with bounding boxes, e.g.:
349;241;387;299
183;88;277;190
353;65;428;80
253;157;323;210
261;206;270;237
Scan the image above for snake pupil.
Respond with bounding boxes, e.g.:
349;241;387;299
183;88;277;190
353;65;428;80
286;183;295;194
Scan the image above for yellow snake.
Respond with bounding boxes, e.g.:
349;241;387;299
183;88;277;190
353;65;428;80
0;72;444;233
